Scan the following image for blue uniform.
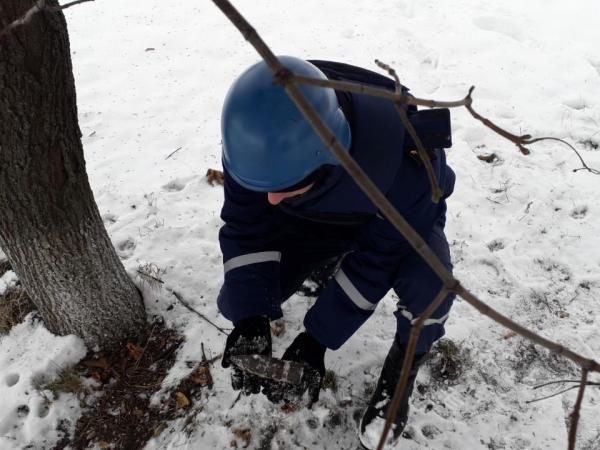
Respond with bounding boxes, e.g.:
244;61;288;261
218;61;456;355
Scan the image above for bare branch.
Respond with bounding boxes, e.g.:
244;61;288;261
212;0;600;372
297;74;599;173
0;0;94;41
463;90;531;155
211;2;600;448
534;379;600;390
456;284;600;372
293;74;470;108
527;385;581;404
569;369;589;450
374;58;444;203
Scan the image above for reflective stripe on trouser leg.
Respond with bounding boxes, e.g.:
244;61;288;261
393;224;454;355
223;251;281;274
335;269;377;311
397;306;450;326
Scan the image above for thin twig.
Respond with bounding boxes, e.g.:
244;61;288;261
134;323;157;370
165;147;182;160
534;379;600;390
376;287;453;450
455;284;600;372
170;290;230;336
374;59;443;203
569;369;589;450
525;137;600;174
46;0;94;12
136;269;165;285
527;385;581;404
0;0;94;41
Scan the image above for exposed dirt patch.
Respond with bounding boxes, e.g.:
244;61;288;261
52;318;212;450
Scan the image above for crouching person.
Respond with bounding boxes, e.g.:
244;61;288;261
216;56;456;446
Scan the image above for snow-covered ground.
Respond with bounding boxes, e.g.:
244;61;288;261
1;0;600;449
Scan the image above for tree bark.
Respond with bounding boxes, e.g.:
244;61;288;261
0;0;146;350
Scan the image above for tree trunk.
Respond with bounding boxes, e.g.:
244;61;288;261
0;1;146;350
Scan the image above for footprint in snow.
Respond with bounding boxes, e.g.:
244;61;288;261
562;97;587;111
487;239;505;252
162;175;197;193
16;405;29;418
116;238;136;259
571;206;588;219
419;54;439;71
5;373;20;387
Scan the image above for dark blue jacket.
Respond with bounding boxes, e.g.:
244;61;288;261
218;61;455;350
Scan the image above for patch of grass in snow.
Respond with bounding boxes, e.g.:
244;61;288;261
0;286;36;334
136;262;166;291
34;367;86;399
322;369;338;392
512;339;578;383
428;338;470;383
579;138;599;151
0;259;11;277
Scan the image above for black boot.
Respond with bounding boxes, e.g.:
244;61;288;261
359;341;425;448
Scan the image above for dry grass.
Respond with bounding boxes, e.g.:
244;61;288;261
135;263;166;291
0;259;11;276
63;321;187;450
34;367;86;399
0;287;36;334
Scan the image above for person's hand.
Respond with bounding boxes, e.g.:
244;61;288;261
222;316;272;394
262;331;326;406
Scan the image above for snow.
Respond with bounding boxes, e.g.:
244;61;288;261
1;0;600;449
0;270;18;296
0;318;86;449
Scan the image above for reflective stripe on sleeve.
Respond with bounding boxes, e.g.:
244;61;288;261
334;269;377;311
223;251;281;274
398;307;450;326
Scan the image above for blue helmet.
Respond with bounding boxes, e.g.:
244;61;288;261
221;56;351;192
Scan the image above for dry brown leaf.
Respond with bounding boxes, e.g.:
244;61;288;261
232;427;251;448
477;153;498;163
90;371;103;382
82;356;109;370
206;168;225;186
153;423;168;437
126;342;144;361
280;403;298;413
98;441;111;449
175;391;190;408
270;320;286;337
190;364;213;388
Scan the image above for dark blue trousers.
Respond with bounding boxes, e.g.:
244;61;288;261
276;212;454;355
